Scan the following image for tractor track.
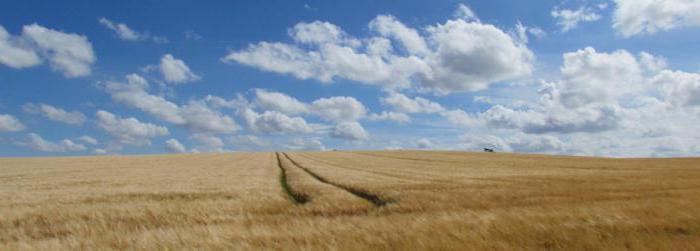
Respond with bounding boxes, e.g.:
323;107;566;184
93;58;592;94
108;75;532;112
275;152;309;204
281;152;392;207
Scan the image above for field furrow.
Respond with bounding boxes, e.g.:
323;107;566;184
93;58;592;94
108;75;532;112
276;152;373;215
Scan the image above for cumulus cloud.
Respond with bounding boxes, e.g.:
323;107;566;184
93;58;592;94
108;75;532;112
190;134;225;152
0;114;25;132
473;47;644;134
513;21;546;44
253;89;308;115
98;17;168;43
76;135;98;145
369;15;429;55
22;24;96;77
104;74;240;134
459;133;565;153
240;108;313;134
310;96;366;122
223;5;533;94
159;54;200;84
652;70;700;107
286;138;326;151
381;92;444;113
454;4;479;22
17;133;86;152
331;121;369;141
0;24;96;77
165;138;187;153
0;25;41;68
416;138;433;149
96;110;169;147
367;111;411;124
23;103;86;125
551;6;602;32
289;21;358;46
229;134;271;149
613;0;700;37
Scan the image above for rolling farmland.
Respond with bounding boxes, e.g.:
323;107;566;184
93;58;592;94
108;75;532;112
1;151;700;250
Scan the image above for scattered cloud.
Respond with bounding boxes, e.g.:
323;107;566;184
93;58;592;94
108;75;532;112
613;0;700;37
331;121;369;141
0;24;95;77
98;17;169;43
310;96;366;122
367;111;411;124
416;138;433;149
76;135;98;145
23;103;86;125
165;138;187;153
16;133;86;152
95;110;169;147
0;114;25;132
0;25;41;68
104;74;239;134
223;5;533;94
240;108;313;134
159;54;200;84
551;6;602;32
286;138;325;151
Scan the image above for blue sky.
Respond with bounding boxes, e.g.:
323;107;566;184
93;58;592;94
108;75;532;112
1;0;700;157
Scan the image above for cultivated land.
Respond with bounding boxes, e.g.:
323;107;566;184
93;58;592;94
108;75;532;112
1;151;700;250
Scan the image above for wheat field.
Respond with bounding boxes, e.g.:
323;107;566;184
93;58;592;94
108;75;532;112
1;151;699;250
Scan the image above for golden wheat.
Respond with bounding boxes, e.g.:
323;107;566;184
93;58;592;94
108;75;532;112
1;151;699;250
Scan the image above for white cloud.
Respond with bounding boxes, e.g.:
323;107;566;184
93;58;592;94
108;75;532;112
286;138;326;151
381;92;444;113
17;133;86;152
96;110;169;147
551;6;602;32
240;108;313;134
165;138;187;153
369;15;429;55
459;133;565;153
159;54;200;84
98;18;168;43
289;21;358;46
223;5;533;94
229;134;270;149
367;111;411;124
0;25;41;68
76;135;98;145
190;134;225;152
639;52;667;73
557;47;643;108
253;89;308;115
0;114;25;132
22;24;96;77
331;121;369;141
652;70;700;108
310;96;366;122
104;74;240;134
23;103;86;125
416;138;433;149
613;0;700;37
454;4;479;22
420;19;534;93
514;21;546;44
178;100;240;134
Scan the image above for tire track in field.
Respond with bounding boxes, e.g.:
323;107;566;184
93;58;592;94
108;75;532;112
293;152;419;183
281;152;392;207
275;152;309;204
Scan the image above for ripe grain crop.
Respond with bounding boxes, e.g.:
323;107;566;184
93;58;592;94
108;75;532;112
1;151;699;250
